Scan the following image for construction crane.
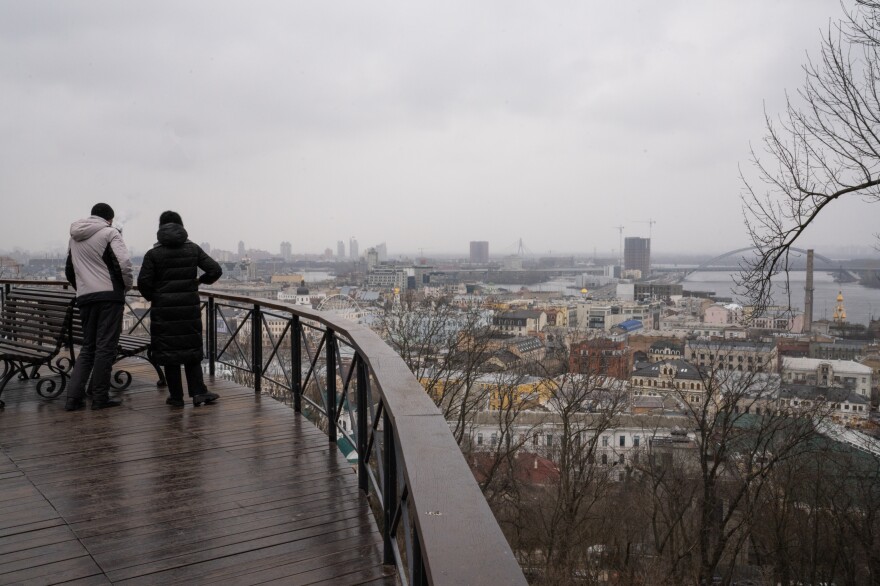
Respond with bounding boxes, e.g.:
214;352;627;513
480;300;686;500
636;218;657;239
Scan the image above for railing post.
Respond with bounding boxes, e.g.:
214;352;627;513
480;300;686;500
291;316;302;413
413;531;426;586
252;304;262;395
207;295;216;376
356;355;368;493
383;410;396;566
326;330;337;443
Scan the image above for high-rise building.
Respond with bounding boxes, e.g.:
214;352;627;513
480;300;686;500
376;242;387;261
366;248;379;272
337;240;345;259
624;237;651;277
349;237;359;260
200;242;211;255
280;241;292;262
469;241;489;264
238;240;246;259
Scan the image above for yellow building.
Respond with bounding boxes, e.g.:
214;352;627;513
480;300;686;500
270;274;305;284
419;371;553;411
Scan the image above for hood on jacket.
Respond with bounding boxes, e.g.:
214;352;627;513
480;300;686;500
156;223;189;248
70;216;112;242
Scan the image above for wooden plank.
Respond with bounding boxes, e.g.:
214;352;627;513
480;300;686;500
114;530;384;585
204;544;386;586
0;555;103;585
0;524;78;556
0;359;389;584
106;520;381;583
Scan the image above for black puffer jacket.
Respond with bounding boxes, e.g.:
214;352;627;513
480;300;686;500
137;223;222;365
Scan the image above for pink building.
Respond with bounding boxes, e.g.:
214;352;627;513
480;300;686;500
704;303;743;325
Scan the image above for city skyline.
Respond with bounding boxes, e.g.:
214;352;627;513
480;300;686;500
1;2;877;257
4;238;880;263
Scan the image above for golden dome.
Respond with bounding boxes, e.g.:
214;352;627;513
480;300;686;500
834;290;846;323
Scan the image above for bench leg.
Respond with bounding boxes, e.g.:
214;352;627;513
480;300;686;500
35;357;70;399
0;359;69;407
109;367;133;391
0;360;16;408
0;359;27;407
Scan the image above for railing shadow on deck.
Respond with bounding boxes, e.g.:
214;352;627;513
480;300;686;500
0;280;527;586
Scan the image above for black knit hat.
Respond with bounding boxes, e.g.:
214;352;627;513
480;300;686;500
91;203;114;222
159;210;183;226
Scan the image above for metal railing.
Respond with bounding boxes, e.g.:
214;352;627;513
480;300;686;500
0;280;526;586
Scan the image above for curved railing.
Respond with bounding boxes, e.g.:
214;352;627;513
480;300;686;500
0;280;526;586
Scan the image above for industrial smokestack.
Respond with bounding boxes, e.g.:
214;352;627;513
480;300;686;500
804;249;814;333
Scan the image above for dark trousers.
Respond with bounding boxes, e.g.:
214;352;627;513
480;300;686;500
164;362;208;400
67;301;124;401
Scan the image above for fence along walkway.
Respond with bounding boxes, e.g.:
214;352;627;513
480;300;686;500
0;359;396;585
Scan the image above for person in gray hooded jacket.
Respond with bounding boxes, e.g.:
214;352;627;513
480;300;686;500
64;203;133;411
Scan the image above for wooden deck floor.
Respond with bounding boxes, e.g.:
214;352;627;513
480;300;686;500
0;360;396;585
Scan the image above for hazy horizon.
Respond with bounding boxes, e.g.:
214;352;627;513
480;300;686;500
2;1;877;258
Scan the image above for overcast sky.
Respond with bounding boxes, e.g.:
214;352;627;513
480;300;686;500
0;1;871;259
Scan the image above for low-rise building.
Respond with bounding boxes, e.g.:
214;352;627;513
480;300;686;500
466;411;694;481
778;384;870;422
781;357;872;397
648;340;684;362
493;309;547;336
685;339;776;373
704;303;743;325
810;339;868;361
569;338;630;379
366;267;408;291
631;359;705;406
658;315;747;339
576;300;662;332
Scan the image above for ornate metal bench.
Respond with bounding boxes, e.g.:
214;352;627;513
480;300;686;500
0;288;166;408
0;288;75;408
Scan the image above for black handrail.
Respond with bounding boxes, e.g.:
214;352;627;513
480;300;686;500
0;280;526;586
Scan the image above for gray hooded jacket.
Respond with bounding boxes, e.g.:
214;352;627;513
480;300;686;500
65;215;133;305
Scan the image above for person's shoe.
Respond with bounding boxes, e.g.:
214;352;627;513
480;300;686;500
193;392;219;406
91;397;122;410
64;397;85;412
166;397;185;407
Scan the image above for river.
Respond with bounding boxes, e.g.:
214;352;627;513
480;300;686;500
683;271;879;326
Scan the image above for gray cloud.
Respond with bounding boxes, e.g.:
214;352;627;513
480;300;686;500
0;0;871;258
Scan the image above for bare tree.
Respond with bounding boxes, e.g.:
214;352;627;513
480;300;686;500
740;0;880;313
637;354;834;584
378;292;497;443
745;432;880;585
522;370;630;584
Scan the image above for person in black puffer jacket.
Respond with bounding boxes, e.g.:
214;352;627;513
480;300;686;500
138;211;222;407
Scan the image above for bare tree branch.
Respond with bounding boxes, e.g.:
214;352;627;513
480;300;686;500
739;2;880;314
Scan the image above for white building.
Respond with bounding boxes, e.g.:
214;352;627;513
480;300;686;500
466;411;694;481
781;357;872;397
